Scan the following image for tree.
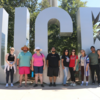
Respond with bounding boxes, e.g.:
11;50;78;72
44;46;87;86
0;0;37;52
48;0;87;55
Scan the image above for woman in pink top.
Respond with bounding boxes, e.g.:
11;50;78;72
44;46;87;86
31;47;45;87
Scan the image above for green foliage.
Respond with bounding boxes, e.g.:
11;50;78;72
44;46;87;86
48;0;87;55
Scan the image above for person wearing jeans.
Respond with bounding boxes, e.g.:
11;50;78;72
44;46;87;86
61;49;69;86
31;47;45;87
79;50;90;86
89;46;100;86
69;49;78;87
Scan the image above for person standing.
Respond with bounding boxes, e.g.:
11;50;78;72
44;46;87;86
61;49;69;86
4;47;16;87
89;46;100;85
47;47;60;86
69;49;78;87
79;50;90;86
31;47;45;87
17;45;32;87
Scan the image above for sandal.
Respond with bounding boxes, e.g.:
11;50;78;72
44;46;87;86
18;85;22;88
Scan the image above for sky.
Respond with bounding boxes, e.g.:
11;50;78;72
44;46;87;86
38;0;100;7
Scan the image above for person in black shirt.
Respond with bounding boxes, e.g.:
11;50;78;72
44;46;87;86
61;49;69;86
47;47;60;86
97;49;100;86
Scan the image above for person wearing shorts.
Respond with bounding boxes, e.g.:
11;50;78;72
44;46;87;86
47;47;60;87
17;45;32;87
31;47;45;87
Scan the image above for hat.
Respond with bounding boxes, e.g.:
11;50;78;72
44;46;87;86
34;47;42;52
21;45;29;51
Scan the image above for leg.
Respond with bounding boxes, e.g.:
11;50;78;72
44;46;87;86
86;76;88;81
53;76;57;83
39;74;43;84
6;69;9;84
19;74;23;85
49;77;53;83
91;65;95;83
69;67;73;82
95;65;99;84
63;67;67;84
10;68;14;83
35;74;38;84
81;66;84;82
25;74;28;85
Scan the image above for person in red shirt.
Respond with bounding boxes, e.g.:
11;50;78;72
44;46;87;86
69;49;78;86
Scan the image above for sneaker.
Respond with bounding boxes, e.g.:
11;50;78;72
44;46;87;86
99;83;100;86
53;83;56;87
34;84;38;87
5;84;8;88
70;83;73;86
49;83;52;87
81;83;83;86
41;84;44;87
11;83;13;87
86;83;88;86
73;83;76;87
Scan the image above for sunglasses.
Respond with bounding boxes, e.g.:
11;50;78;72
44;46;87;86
11;49;14;51
65;51;68;52
36;49;40;51
72;51;75;52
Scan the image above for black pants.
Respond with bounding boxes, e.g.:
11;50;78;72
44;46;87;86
69;67;75;82
90;64;100;83
6;67;14;83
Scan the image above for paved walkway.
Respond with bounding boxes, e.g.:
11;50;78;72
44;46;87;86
0;83;100;100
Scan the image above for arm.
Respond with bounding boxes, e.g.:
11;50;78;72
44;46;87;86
13;55;16;65
31;57;34;71
59;60;60;67
61;59;64;69
5;54;10;65
17;59;19;69
47;60;49;67
86;63;89;71
74;59;78;71
43;57;45;69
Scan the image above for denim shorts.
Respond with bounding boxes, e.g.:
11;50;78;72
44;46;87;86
34;66;43;74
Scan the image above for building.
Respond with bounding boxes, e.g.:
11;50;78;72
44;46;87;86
42;0;58;7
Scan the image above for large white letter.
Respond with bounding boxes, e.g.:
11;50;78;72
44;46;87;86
0;8;9;83
35;7;73;84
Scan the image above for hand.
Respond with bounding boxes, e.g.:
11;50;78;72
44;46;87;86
63;66;65;69
31;68;34;71
86;67;88;72
9;64;12;67
43;66;45;70
79;67;81;71
73;67;76;71
17;66;19;70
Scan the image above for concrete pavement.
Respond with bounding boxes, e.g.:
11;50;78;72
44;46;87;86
0;83;100;100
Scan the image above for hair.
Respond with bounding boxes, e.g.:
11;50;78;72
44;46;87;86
90;46;95;49
63;49;69;56
51;47;56;50
10;47;15;51
81;49;86;57
70;48;76;55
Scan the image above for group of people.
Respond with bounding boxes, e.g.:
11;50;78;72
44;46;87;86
4;45;100;88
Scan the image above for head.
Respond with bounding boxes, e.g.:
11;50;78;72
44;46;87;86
97;49;100;55
34;47;42;54
81;49;86;57
90;46;95;52
36;49;40;54
21;45;29;53
10;47;15;54
51;47;56;53
63;49;69;56
71;49;76;56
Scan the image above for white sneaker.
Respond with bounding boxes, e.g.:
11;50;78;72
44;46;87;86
73;83;76;87
5;84;8;88
11;83;13;87
70;83;73;86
